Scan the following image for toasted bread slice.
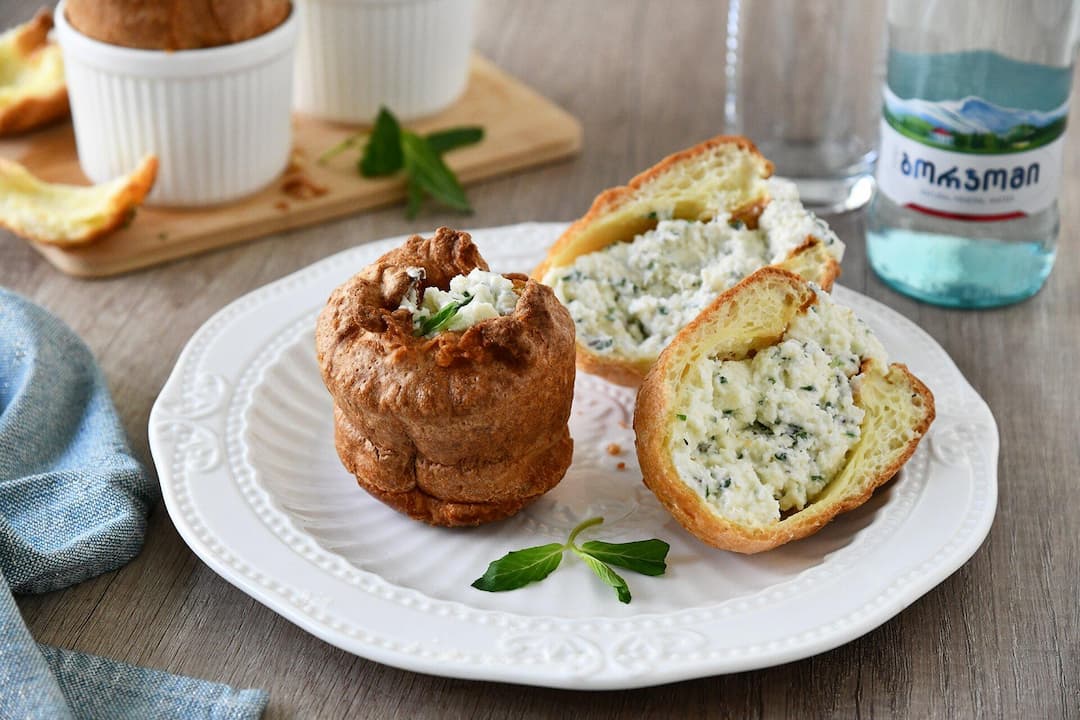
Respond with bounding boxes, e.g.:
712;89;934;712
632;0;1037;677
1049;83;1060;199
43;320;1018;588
634;268;934;553
534;135;843;387
0;155;158;246
0;10;69;136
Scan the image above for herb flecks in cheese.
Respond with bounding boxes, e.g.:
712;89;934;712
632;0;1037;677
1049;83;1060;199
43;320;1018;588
542;178;843;362
400;268;519;336
670;291;886;527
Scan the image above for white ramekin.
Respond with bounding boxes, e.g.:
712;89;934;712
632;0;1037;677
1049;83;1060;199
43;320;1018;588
54;1;298;207
293;0;475;123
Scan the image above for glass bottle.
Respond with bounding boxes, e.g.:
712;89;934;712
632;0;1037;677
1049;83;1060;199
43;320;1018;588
867;0;1080;308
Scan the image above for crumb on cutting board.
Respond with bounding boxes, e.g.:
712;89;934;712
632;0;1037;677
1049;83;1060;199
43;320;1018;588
607;443;622;456
282;175;328;200
285;148;305;174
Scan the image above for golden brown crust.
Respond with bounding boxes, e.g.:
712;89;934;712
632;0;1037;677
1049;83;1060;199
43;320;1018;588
573;350;653;389
532;135;772;281
779;237;842;293
0;88;70;136
0;154;158;246
8;9;51;57
634;268;935;553
316;228;577;527
335;407;573;527
0;10;70;136
533;134;840;388
64;0;291;50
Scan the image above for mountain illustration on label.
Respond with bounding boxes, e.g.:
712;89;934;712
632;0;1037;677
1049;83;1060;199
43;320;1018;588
883;88;1068;154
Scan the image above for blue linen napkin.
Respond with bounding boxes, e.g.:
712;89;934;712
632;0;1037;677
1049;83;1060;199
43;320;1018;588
0;288;269;720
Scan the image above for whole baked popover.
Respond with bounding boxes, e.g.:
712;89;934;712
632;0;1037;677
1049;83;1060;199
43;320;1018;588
316;227;576;527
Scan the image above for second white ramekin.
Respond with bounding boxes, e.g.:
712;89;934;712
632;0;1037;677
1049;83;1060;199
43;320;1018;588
293;0;475;122
54;1;298;207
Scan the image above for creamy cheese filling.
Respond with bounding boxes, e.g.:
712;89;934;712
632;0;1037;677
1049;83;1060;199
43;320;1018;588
400;267;519;336
542;179;843;362
670;290;887;527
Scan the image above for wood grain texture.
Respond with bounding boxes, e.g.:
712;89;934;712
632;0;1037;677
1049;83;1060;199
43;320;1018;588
3;1;1078;718
0;56;581;277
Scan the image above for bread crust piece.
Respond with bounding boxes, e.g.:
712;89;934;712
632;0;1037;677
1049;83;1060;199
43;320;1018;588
63;0;291;50
0;10;70;136
634;268;935;553
316;227;577;527
0;155;158;246
533;134;842;388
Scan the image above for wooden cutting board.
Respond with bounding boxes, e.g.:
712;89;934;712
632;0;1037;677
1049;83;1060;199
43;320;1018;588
0;56;582;278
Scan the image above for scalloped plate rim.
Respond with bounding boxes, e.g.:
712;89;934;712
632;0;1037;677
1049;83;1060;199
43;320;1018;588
149;221;998;689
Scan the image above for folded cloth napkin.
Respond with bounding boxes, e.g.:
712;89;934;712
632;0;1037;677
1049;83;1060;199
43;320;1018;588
0;288;268;720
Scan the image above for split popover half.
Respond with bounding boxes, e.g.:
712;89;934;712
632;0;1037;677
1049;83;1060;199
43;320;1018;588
316;227;576;527
635;268;935;553
534;135;844;387
0;11;68;136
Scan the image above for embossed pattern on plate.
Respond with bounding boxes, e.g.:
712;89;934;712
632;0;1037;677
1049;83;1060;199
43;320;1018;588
150;223;999;689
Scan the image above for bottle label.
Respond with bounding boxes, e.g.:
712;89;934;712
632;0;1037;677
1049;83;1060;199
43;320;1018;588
876;88;1067;220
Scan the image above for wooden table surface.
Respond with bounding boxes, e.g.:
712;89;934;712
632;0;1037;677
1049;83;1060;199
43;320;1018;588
4;2;1078;718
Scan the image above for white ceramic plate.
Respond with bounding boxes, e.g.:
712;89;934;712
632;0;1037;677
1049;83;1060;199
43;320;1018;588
150;223;998;690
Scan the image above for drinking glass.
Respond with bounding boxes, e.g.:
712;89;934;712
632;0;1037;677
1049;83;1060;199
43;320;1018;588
724;0;887;212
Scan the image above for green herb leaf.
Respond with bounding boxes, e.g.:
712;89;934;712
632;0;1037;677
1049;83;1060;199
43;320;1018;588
750;420;774;435
359;107;404;177
402;131;472;213
405;176;424;219
471;543;565;592
425;126;484;155
578;539;669;576
416;293;474;336
573;549;631;604
566;516;604;545
471;516;667;603
676;413;687;421
318;132;368;164
323;107;480;217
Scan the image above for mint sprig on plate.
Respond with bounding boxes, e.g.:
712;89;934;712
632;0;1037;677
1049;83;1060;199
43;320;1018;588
471;517;670;604
319;107;484;219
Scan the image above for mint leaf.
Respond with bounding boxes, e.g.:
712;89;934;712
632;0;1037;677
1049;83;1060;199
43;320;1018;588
579;539;670;576
401;131;472;213
359;107;404;177
318;132;368;164
324;107;480;217
566;515;603;545
470;516;668;603
471;543;564;592
405;176;424;219
425;126;484;155
416;293;474;336
573;549;631;604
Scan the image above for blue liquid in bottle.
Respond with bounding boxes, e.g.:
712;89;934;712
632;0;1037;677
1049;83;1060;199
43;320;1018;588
868;46;1073;308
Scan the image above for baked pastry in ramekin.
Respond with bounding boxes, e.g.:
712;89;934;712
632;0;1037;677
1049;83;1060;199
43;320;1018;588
316;227;576;526
54;0;296;206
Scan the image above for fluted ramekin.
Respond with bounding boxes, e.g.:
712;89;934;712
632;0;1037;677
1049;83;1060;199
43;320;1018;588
54;1;298;207
293;0;474;123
